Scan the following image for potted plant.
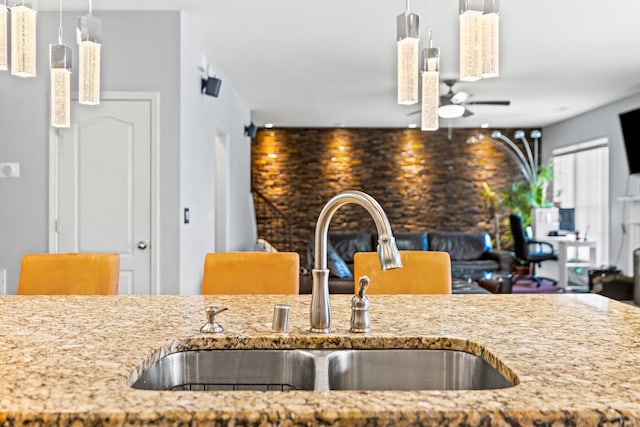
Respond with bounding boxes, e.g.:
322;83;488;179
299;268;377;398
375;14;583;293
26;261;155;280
481;182;504;250
503;159;554;227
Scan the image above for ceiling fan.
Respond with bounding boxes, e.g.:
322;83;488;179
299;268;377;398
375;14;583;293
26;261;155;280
408;79;510;119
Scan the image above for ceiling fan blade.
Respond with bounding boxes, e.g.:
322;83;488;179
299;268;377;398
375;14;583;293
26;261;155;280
407;109;421;116
462;108;474;117
466;100;511;106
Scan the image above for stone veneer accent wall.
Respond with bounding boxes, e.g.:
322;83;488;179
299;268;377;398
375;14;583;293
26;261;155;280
252;127;531;266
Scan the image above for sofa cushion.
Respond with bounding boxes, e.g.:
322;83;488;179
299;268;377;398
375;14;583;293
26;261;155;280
328;232;374;264
451;260;500;280
307;238;354;278
327;245;353;278
393;232;429;251
428;231;492;261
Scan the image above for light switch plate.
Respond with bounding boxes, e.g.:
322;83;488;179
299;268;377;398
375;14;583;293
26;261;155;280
0;163;20;178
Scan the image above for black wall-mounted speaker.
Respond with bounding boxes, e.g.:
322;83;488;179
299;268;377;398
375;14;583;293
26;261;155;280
201;77;222;97
244;123;257;138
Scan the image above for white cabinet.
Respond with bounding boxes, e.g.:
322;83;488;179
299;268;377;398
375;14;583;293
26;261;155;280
537;237;597;290
556;240;597;289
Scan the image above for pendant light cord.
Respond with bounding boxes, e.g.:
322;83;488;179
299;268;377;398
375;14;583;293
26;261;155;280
58;0;63;44
428;0;433;45
88;0;92;16
405;0;410;12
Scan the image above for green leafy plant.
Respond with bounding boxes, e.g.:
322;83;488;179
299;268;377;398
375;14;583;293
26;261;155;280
481;182;504;250
502;160;554;227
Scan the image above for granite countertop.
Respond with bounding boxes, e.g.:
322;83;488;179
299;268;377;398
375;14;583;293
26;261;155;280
1;294;639;426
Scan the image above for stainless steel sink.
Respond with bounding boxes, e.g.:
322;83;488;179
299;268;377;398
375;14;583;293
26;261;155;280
132;350;317;391
326;349;514;390
131;349;515;391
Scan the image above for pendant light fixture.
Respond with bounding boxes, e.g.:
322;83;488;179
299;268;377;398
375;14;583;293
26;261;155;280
50;0;71;128
10;0;37;78
459;0;483;82
421;32;439;131
0;1;7;71
482;0;499;78
77;0;101;105
397;0;419;105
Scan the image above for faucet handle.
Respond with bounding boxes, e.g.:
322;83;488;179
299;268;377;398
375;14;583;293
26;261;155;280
200;306;228;333
351;276;370;333
357;275;370;297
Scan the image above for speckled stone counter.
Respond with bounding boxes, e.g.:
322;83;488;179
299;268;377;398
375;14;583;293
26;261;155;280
1;294;639;426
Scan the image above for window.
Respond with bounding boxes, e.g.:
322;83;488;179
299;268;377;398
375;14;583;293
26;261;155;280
552;138;609;265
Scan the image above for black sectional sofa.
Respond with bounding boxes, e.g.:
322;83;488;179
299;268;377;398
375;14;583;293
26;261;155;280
300;231;513;294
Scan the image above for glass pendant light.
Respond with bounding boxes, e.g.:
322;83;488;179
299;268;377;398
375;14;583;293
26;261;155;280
459;0;483;82
397;0;419;105
482;0;499;78
10;0;37;78
421;34;439;131
0;1;7;71
77;0;101;105
50;0;71;128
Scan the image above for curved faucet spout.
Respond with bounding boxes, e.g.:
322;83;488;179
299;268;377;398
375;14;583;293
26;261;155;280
310;190;402;333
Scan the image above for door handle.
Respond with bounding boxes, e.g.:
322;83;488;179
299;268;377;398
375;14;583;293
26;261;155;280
137;241;148;250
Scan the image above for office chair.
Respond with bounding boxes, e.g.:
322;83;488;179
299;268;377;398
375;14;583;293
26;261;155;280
202;252;300;294
17;253;120;295
509;214;558;287
353;251;452;294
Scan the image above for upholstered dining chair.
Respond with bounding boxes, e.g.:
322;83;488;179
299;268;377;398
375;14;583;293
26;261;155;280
17;253;120;295
353;250;452;294
202;252;300;294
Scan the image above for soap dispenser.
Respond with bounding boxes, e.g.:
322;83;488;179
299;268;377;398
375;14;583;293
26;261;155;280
350;275;370;333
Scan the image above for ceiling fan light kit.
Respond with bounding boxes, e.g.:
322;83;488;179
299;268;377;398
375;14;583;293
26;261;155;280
438;103;466;119
407;79;510;120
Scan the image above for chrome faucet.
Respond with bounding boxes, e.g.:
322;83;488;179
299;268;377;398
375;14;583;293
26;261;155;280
310;190;402;333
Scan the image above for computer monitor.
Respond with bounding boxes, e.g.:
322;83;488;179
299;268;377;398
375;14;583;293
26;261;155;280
559;208;575;232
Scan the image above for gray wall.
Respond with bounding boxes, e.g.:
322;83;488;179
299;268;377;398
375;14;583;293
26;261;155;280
178;14;252;295
0;10;255;294
542;93;640;275
0;11;182;294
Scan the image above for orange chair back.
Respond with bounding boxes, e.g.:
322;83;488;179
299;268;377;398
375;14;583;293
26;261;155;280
202;252;300;294
353;251;452;294
18;253;120;295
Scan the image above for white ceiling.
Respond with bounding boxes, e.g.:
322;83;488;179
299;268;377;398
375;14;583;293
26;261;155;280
42;0;640;129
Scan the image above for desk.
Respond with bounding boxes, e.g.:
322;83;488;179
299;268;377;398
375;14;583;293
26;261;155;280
556;240;597;289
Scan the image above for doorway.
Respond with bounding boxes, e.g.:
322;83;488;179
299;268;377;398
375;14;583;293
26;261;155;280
215;130;230;252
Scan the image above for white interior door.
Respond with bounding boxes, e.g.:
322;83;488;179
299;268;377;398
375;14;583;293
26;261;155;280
52;98;152;294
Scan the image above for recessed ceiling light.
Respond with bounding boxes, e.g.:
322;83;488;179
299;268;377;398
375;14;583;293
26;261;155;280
264;123;274;128
408;123;418;129
480;123;490;128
